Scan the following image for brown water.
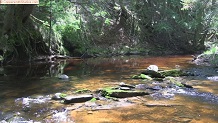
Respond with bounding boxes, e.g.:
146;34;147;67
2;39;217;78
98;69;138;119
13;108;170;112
0;55;218;123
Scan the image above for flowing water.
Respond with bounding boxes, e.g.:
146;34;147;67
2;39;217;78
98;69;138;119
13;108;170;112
0;55;218;123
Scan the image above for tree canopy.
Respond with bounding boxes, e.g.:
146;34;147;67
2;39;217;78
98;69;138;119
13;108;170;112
0;0;217;63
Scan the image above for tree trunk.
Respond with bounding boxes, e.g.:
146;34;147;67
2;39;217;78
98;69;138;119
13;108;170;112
2;5;35;36
0;5;50;62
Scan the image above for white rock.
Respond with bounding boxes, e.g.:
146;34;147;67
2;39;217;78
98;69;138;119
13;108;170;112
58;74;69;79
119;82;125;85
147;65;158;72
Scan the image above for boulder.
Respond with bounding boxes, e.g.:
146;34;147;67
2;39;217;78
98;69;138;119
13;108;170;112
141;70;163;78
141;69;187;78
147;65;158;72
159;69;187;77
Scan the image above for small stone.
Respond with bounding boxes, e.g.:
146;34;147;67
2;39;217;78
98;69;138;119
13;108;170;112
135;84;146;89
119;83;135;88
119;87;131;90
58;74;69;80
87;111;93;114
119;82;125;85
51;93;64;100
150;85;162;90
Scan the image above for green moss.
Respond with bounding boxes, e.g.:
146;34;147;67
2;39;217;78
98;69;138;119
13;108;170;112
60;93;67;98
132;74;152;80
140;74;152;80
175;82;184;87
132;75;139;79
159;69;185;77
101;87;127;97
103;87;124;94
90;98;97;102
105;95;111;98
100;87;149;98
166;77;184;87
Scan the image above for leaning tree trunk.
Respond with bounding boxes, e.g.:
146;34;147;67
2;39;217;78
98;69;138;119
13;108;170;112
2;5;34;35
0;5;50;62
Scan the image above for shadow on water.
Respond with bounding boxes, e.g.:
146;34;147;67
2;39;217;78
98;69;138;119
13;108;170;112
0;60;83;122
0;61;66;98
0;55;218;122
0;59;87;96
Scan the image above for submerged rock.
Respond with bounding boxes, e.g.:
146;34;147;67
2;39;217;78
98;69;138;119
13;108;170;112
135;84;147;89
0;112;33;123
74;89;92;94
164;77;193;88
119;82;135;88
52;109;69;123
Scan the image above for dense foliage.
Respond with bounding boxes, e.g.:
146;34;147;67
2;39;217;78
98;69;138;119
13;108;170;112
0;0;217;63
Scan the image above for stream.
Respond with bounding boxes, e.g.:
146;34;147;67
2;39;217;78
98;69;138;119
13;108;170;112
0;55;218;123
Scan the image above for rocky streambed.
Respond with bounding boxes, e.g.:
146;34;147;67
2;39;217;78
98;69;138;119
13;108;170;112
1;56;218;123
1;66;205;123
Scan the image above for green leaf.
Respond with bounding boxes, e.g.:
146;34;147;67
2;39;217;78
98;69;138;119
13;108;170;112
0;55;3;61
104;18;111;26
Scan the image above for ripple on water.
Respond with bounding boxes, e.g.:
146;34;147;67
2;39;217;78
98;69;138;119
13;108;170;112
207;76;218;81
174;88;218;103
15;96;50;108
50;109;74;123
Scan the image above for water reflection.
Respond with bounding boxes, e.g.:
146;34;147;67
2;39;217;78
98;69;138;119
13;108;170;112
0;61;69;98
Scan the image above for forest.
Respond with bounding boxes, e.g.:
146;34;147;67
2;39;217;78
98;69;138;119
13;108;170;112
0;1;218;122
0;0;217;64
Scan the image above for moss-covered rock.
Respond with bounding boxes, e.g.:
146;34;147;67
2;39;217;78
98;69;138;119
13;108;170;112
165;77;184;87
163;77;192;88
132;74;153;80
141;70;163;78
159;69;187;77
100;87;150;98
141;69;188;78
